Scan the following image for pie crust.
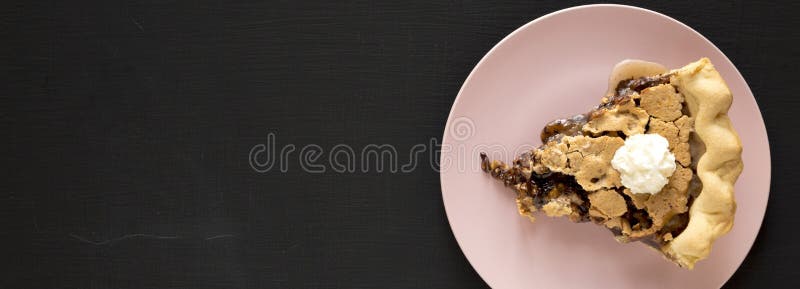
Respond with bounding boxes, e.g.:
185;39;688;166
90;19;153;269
663;58;743;268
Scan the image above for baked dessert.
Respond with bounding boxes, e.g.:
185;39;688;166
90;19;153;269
480;58;743;269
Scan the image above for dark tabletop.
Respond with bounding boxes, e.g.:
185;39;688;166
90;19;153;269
3;1;799;288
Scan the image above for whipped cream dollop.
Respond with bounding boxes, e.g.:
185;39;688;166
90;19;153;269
611;134;676;194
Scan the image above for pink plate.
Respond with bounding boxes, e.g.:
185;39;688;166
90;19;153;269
440;4;770;289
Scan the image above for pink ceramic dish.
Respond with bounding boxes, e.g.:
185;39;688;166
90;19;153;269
440;4;770;289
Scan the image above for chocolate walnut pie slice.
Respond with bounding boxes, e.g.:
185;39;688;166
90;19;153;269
481;58;743;269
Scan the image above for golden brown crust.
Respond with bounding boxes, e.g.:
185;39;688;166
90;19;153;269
588;189;628;219
536;136;625;190
623;188;650;210
583;100;649;136
640;84;684;121
674;116;695;167
663;58;744;269
648;117;693;167
643;165;691;227
565;136;625;190
542;196;574;217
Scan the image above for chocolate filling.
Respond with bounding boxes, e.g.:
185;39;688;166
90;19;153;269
481;152;592;223
483;73;688;247
541;114;588;143
543;73;672;143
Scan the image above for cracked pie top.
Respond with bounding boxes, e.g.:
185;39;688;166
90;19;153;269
480;58;743;269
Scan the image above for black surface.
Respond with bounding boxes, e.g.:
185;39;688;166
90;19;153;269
3;1;799;288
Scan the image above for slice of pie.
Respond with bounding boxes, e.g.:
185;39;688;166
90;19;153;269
480;58;743;269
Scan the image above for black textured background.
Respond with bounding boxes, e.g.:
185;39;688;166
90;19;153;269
3;1;799;288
